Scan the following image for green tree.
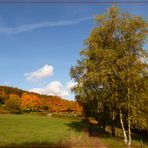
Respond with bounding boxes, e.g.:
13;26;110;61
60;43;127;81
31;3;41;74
70;6;148;146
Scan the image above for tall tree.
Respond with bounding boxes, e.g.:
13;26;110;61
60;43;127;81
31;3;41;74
70;6;148;146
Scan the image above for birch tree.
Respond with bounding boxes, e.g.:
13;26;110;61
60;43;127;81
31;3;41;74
70;6;148;146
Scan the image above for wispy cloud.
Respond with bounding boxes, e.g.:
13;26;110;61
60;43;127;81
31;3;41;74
0;16;92;34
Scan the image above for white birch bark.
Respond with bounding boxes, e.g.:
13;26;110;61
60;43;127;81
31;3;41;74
119;109;128;144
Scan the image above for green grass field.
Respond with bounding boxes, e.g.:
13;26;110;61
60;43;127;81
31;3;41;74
0;113;91;147
0;113;147;148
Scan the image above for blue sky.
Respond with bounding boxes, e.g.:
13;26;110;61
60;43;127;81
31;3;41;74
0;3;147;100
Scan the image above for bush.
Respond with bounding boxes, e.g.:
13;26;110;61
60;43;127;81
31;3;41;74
0;108;9;114
5;94;21;113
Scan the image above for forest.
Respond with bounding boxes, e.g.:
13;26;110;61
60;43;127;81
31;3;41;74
0;85;82;114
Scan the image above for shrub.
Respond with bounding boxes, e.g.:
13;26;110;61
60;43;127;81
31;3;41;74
5;94;21;113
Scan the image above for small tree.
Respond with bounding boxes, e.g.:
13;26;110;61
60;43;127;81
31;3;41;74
0;91;8;104
20;93;41;112
5;94;21;113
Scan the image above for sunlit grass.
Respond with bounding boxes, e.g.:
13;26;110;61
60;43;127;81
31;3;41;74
0;113;147;148
0;113;84;145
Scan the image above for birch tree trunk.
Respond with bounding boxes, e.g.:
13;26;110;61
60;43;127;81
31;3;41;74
128;112;131;146
119;109;128;144
127;71;131;146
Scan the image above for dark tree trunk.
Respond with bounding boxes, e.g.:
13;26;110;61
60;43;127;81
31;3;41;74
111;111;115;137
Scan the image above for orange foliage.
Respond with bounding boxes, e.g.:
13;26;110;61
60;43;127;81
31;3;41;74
47;96;82;113
0;86;83;114
20;93;41;112
5;94;21;113
69;101;83;113
20;93;82;113
0;91;8;104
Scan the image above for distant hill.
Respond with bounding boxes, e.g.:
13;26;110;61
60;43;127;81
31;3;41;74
0;85;82;114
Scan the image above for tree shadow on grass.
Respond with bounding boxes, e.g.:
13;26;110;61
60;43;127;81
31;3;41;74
66;119;148;147
65;119;111;138
132;133;148;146
66;120;87;133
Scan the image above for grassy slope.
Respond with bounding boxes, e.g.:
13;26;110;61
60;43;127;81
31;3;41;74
0;114;147;148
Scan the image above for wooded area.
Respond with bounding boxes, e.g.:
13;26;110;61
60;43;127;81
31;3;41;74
0;86;82;114
70;6;148;146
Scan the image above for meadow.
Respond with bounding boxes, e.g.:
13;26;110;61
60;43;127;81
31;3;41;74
0;113;147;148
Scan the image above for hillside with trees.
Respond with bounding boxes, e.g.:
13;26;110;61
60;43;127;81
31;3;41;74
0;85;82;114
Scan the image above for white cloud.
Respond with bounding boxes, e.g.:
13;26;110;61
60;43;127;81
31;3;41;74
66;81;77;90
30;81;69;98
25;64;53;82
0;16;92;34
30;80;76;99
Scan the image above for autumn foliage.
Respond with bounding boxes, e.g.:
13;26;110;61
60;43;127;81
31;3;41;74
5;94;21;113
0;86;82;114
20;93;41;112
47;96;82;113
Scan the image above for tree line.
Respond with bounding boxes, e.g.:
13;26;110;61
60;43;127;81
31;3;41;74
70;6;148;146
0;86;82;114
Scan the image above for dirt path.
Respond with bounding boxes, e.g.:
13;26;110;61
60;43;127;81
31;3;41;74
71;122;108;148
86;123;108;148
87;137;107;148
